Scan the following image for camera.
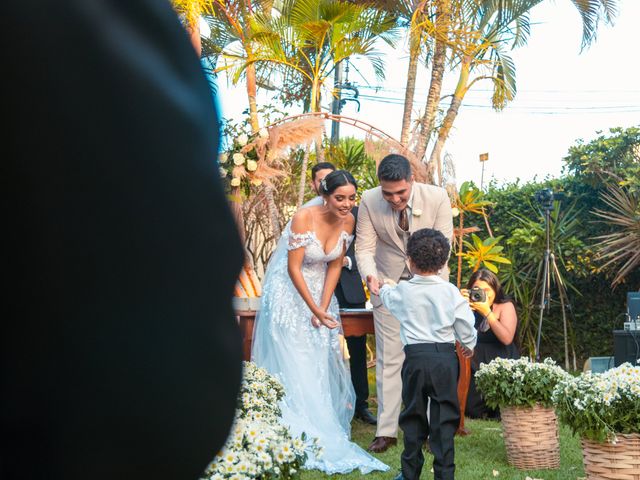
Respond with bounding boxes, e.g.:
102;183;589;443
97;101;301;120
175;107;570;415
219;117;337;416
534;188;564;210
469;286;486;303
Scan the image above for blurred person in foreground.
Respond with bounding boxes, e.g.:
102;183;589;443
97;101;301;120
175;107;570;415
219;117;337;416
3;2;243;479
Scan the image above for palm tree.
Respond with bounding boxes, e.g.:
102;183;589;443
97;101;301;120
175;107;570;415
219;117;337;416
412;0;452;175
411;0;617;184
249;0;398;113
205;1;278;132
426;0;531;185
593;185;640;286
247;0;398;204
200;1;286;239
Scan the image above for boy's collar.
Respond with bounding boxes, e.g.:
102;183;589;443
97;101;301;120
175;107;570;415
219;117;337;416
410;273;445;283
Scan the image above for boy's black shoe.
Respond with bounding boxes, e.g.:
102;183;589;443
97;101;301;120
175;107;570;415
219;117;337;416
393;473;405;480
354;408;377;425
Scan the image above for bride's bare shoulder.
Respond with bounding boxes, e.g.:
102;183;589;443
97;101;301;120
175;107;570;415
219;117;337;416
291;207;313;232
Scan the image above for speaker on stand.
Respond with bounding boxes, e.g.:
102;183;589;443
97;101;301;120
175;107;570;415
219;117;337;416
613;292;640;367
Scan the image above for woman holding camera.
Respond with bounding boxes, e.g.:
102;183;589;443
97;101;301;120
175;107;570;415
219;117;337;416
462;268;519;418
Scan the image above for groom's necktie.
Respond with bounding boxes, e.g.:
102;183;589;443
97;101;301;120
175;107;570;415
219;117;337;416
398;208;409;231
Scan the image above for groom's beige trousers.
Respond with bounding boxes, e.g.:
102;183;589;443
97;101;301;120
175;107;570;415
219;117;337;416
373;302;405;437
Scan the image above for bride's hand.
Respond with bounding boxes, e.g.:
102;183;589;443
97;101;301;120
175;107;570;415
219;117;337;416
312;310;339;329
310;315;322;328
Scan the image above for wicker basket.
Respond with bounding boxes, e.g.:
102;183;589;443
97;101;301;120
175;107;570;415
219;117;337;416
581;433;640;480
500;404;560;469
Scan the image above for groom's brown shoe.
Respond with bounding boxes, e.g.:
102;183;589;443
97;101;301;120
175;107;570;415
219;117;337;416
367;436;397;453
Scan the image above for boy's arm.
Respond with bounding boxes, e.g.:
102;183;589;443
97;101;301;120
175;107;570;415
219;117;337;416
453;294;477;350
379;283;401;315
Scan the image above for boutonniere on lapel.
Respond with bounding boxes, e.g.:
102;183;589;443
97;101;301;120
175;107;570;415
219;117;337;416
412;209;422;217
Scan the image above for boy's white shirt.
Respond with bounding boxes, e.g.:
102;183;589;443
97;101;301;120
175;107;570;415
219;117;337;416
379;274;477;350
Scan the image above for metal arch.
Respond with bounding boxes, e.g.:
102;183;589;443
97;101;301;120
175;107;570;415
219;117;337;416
265;112;425;181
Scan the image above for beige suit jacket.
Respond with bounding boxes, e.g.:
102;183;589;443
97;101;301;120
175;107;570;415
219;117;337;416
355;182;454;306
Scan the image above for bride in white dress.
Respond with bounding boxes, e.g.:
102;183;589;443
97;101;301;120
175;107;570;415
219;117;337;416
252;170;388;474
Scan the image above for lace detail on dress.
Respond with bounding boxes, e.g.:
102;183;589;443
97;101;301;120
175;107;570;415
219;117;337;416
251;222;388;475
287;231;315;251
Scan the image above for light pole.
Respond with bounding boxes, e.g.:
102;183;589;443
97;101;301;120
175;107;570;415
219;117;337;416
330;61;343;144
479;152;489;190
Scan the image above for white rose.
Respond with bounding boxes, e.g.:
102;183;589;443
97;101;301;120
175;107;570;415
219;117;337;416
219;167;227;178
231;177;241;187
258;128;269;139
219;152;228;164
246;160;258;172
412;208;422;217
451;207;460;217
233;153;245;165
237;133;248;146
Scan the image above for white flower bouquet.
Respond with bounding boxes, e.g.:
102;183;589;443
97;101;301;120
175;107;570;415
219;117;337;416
202;362;320;480
552;362;640;442
475;357;570;408
236;361;286;421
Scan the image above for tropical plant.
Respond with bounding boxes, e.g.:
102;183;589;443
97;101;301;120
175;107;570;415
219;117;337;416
460;234;511;273
506;199;592;369
423;0;537;185
324;137;379;192
451;181;494;287
563;126;640;194
592;185;640;286
367;0;433;146
248;0;399;113
411;0;452;173
409;0;617;184
246;0;398;205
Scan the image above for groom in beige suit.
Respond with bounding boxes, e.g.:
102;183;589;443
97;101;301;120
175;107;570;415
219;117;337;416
356;154;454;453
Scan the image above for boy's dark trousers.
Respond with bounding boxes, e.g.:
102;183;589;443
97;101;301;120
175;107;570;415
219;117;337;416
399;343;460;480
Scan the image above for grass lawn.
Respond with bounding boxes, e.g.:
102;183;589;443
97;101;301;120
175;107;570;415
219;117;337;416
300;366;585;479
300;417;585;480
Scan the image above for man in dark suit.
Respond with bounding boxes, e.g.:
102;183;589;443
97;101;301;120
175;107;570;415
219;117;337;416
334;206;377;426
3;2;243;479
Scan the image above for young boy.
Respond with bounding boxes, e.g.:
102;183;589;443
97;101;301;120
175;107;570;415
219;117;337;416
379;228;477;480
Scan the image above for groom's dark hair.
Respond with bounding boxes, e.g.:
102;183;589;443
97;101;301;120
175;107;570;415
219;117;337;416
407;228;450;273
311;162;336;181
377;154;412;182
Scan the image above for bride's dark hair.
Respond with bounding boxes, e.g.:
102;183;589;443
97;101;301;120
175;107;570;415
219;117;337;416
319;170;357;195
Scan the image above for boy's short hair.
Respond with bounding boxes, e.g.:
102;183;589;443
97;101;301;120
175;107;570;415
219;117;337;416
407;228;450;273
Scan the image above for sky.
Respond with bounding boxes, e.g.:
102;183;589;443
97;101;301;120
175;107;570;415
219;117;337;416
215;0;640;187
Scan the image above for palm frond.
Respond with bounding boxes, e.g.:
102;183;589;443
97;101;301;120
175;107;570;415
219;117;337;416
592;185;640;285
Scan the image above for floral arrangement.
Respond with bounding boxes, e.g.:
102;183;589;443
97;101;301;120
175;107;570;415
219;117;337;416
475;357;570;409
218;117;325;196
202;362;320;480
552;362;640;442
218;128;275;193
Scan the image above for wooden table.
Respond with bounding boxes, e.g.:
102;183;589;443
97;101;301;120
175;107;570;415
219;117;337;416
237;308;374;361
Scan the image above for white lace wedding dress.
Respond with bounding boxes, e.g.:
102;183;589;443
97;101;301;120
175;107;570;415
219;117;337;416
252;223;388;474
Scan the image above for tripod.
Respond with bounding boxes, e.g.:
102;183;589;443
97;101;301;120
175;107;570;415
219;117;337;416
534;203;572;369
